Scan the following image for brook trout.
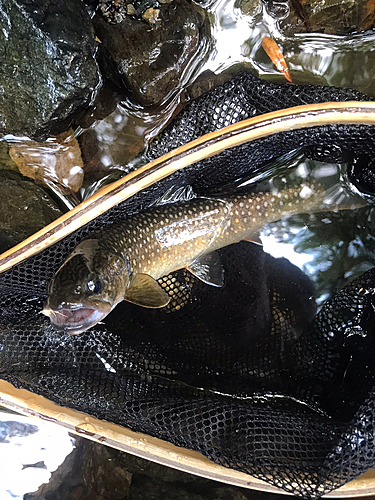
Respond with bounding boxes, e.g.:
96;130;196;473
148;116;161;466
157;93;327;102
43;182;363;334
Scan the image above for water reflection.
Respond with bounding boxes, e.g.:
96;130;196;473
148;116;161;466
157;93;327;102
0;408;74;499
255;152;375;304
206;0;375;94
78;93;182;193
285;32;375;93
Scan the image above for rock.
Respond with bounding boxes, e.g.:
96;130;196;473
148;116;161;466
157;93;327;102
9;129;84;194
0;0;101;140
279;0;375;35
93;0;210;107
24;441;87;500
0;171;63;253
237;0;262;17
98;0;167;23
0;141;18;172
81;441;133;499
109;451;202;484
25;437;291;500
128;477;253;500
77;79;177;184
78;107;156;183
99;0;128;23
25;438;132;500
142;7;161;24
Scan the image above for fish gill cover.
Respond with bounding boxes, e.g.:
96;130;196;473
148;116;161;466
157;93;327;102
1;73;375;498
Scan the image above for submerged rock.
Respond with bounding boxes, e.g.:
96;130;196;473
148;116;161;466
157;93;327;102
0;141;18;172
93;0;210;106
278;0;375;35
25;437;289;500
0;171;63;253
0;0;101;140
9;129;85;194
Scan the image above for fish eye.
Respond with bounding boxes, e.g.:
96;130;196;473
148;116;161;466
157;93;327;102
86;279;101;295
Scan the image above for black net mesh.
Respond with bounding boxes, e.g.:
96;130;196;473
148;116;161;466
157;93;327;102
1;72;375;498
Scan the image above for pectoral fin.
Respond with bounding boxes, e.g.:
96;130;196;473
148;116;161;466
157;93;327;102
187;251;224;287
125;274;171;308
242;233;263;245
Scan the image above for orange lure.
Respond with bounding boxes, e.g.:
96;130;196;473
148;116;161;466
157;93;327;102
261;35;292;83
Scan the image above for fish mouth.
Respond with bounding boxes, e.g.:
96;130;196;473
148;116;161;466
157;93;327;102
42;306;107;335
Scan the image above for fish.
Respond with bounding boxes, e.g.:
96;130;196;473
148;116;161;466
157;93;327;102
42;181;365;334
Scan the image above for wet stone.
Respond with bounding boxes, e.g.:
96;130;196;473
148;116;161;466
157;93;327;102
142;7;160;24
81;441;133;499
127;4;136;14
0;0;101;140
0;141;18;172
0;171;63;253
237;0;262;17
279;0;375;35
9;129;85;194
99;0;167;23
100;0;128;23
93;0;209;106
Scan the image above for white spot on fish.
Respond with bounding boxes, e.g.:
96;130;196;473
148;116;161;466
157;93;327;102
300;185;314;199
69;165;83;176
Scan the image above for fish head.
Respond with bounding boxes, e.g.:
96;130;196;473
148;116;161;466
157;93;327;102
43;239;128;334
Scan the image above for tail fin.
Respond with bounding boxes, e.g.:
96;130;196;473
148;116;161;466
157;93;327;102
269;162;369;214
317;172;369;213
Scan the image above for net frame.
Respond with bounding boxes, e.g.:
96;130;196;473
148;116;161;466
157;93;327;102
2;379;375;497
